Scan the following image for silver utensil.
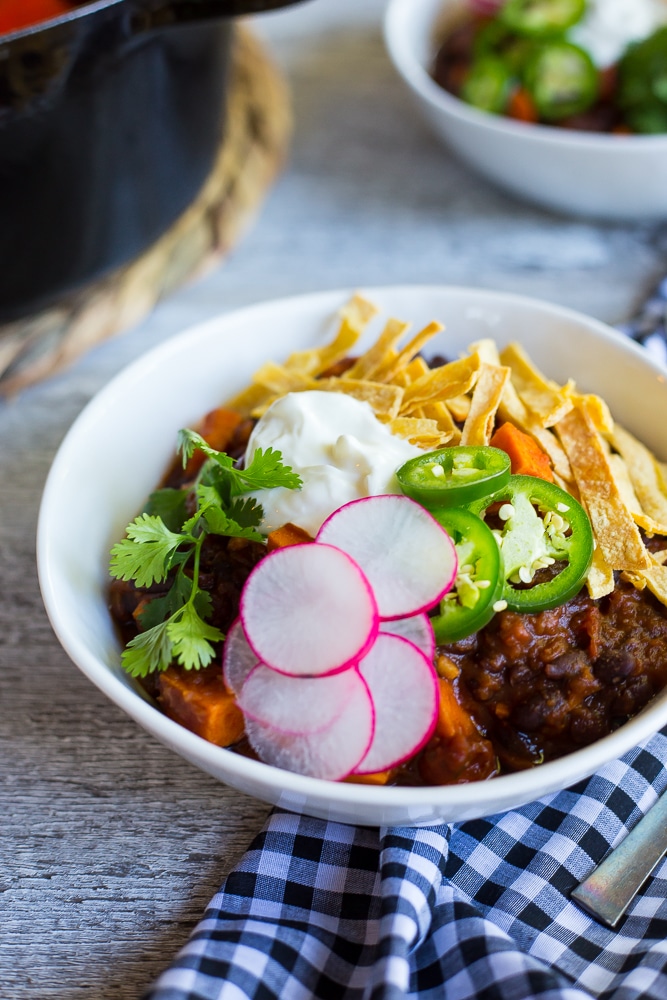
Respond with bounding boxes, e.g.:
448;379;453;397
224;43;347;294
571;791;667;927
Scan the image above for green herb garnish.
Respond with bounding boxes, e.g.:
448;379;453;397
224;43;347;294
109;432;301;678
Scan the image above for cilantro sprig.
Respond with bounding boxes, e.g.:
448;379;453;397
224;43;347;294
109;434;301;678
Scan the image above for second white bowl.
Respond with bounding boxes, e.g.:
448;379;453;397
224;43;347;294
384;0;667;220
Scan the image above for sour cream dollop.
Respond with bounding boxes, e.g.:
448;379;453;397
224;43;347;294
568;0;667;68
245;390;423;535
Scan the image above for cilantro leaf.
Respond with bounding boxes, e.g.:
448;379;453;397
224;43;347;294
121;619;173;677
144;488;189;532
110;513;185;587
113;432;301;676
227;496;264;529
178;429;235;471
179;428;302;496
196;485;264;540
167;603;224;670
237;447;302;493
202;503;264;541
137;568;192;631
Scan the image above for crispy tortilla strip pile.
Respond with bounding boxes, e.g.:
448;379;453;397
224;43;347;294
226;293;485;449
485;340;667;605
225;293;667;610
450;334;667;606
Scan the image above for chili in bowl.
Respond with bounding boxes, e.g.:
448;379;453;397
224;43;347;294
37;286;667;826
384;0;667;219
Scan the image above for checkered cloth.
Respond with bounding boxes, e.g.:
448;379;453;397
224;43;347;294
144;286;667;1000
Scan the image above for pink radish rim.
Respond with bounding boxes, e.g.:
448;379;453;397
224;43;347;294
237;661;364;736
244;671;376;781
239;542;379;678
380;612;435;661
222;617;259;696
353;634;440;775
315;495;458;620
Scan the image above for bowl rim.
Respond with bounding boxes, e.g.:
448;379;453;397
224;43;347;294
384;0;667;151
37;282;667;819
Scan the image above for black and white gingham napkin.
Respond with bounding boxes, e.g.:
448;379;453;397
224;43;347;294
144;284;667;1000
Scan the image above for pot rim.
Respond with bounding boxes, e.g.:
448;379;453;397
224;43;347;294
0;0;305;44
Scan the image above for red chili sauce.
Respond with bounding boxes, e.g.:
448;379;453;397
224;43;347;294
0;0;79;35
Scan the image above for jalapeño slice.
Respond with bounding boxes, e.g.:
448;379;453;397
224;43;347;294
523;41;599;120
469;474;593;613
461;56;513;114
430;507;503;643
396;446;511;510
499;0;586;38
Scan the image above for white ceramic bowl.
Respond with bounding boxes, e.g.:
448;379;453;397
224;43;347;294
384;0;667;220
38;285;667;826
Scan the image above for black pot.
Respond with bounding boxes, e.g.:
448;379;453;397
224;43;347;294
0;0;303;322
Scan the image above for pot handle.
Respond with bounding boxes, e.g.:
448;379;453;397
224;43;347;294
132;0;308;29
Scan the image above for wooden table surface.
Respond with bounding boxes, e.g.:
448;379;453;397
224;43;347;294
3;2;667;996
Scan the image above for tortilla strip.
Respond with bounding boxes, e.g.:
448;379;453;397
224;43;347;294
657;462;667;494
373;322;444;383
284;293;377;376
460;363;510;446
388;416;449;447
556;406;650;572
401;353;480;412
317;377;404;419
345;317;410;380
500;342;574;427
571;392;614;435
420;400;461;444
224;381;273;418
445;394;471;422
610;424;667;531
586;545;615;600
470;338;572;482
623;557;667;608
404;355;431;382
468;338;500;365
252;361;316;395
608;453;667;537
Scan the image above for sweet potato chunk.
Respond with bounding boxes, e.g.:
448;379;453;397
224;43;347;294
158;664;245;747
490;421;554;482
345;770;393;786
419;678;497;784
266;523;314;550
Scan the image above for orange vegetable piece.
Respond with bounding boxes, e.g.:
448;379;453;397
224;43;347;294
0;0;71;34
435;677;482;742
345;770;393;786
183;406;244;478
507;87;539;124
490;421;554;482
158;665;245;747
266;522;314;550
418;678;497;784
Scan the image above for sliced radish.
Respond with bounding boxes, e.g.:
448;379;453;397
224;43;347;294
353;632;439;775
222;618;259;696
238;662;364;735
380;613;435;661
245;674;375;780
240;542;378;677
316;495;457;620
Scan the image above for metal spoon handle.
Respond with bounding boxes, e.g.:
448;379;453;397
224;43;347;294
571;791;667;928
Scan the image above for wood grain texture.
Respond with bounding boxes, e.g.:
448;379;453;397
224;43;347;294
2;1;667;996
